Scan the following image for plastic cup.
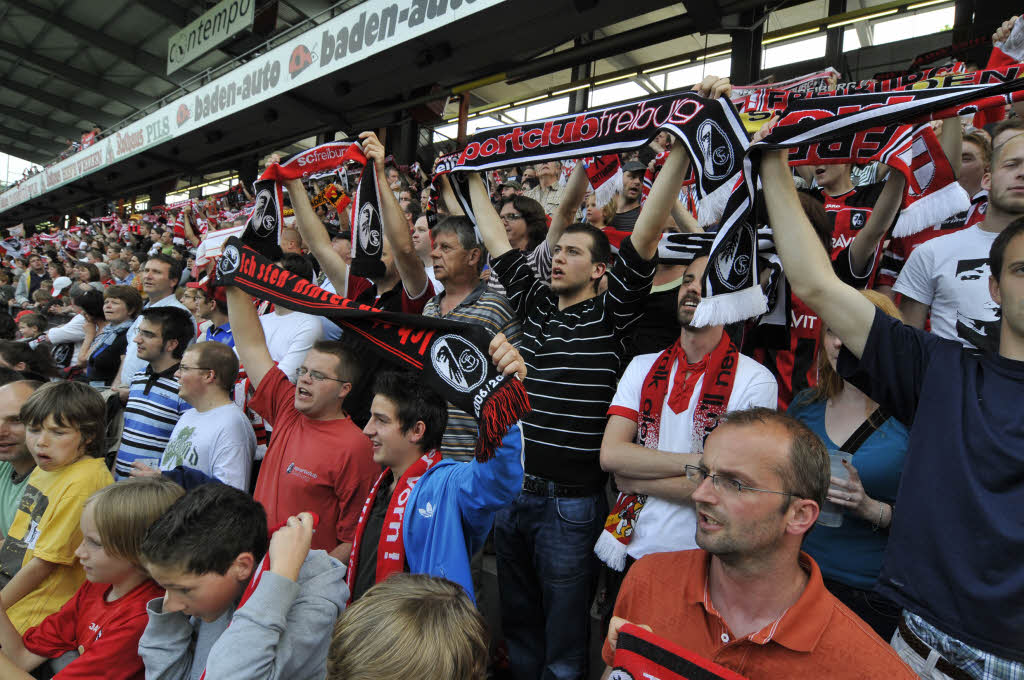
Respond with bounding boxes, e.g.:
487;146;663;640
817;450;852;527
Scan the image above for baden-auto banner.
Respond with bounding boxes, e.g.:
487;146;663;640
0;0;504;216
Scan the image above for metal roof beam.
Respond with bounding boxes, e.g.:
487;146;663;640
0;77;120;128
0;103;77;141
0;39;150;108
10;0;197;86
0;142;47;165
0;124;64;153
135;0;194;27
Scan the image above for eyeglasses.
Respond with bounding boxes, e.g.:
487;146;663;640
178;365;211;373
683;465;795;498
295;366;350;385
500;213;524;222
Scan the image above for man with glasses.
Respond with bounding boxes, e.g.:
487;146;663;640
601;408;915;679
136;341;255;491
225;285;378;565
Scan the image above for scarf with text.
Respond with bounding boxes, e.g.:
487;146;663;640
433;90;750;228
609;624;749;680
244;141;381;275
215;238;529;461
583;154;624;208
595;332;737;571
345;451;440;603
199;513;321;680
604;228;716;266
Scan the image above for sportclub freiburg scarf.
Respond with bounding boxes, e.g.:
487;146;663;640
609;624;748;680
243;141;385;277
214;238;529;461
430;77;1024;327
199;514;321;680
595;332;738;571
345;450;440;602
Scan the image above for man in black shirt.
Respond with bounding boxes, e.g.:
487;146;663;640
610;161;645;231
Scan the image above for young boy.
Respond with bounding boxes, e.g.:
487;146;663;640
16;312;46;346
0;477;184;679
139;483;348;679
0;381;114;634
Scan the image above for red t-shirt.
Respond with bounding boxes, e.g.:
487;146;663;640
812;183;889;287
251;367;378;551
753;294;820;410
23;579;163;680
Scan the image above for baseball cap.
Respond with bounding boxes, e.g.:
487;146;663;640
52;276;73;297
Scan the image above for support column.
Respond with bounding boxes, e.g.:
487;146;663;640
729;7;764;84
824;0;847;71
569;34;593;113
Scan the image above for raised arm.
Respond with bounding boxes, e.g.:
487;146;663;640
548;162;589;251
285;176;349;294
848;172;906;275
468;173;513;258
181;205;201;247
937;118;962;176
760;146;876;358
225;286;275;388
359;132;429;296
630;141;689;259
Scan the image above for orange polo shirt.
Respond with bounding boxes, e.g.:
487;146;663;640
602;549;916;679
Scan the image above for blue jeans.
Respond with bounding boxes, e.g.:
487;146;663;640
495;490;607;680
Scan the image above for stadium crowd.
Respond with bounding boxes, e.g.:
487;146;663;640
0;12;1020;680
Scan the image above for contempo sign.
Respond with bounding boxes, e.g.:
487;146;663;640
168;0;255;75
0;0;505;217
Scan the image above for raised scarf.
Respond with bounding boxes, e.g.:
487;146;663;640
199;514;320;680
609;623;748;680
214;238;529;462
345;451;440;602
595;332;737;571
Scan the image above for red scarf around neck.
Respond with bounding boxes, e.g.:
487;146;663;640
345;451;440;601
595;332;737;571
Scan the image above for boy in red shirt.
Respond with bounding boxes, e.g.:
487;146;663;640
0;477;184;679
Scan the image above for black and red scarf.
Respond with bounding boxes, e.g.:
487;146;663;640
345;451;440;602
243;141;384;278
214;238;529;462
610;624;748;680
595;332;738;571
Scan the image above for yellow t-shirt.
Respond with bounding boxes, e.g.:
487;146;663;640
0;456;112;633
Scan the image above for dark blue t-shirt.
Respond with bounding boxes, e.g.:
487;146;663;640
838;308;1024;661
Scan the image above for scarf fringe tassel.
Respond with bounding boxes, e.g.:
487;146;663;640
475;378;531;463
696;173;737;227
593;169;623;210
891;181;972;238
594;529;628;571
692;284;768;328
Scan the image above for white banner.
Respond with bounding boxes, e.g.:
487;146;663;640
168;0;256;75
0;0;505;216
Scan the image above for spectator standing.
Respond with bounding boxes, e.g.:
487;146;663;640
760;134;1024;679
598;254;778;574
114;254;193;402
522;161;567;216
112;307;193;480
601;409;915;680
0;381;38;537
610;161;646;230
423;215;521;459
146;342;255;491
226;285;377;564
12;256;48;307
787;290;908;639
83;286;142;385
470;107;699;676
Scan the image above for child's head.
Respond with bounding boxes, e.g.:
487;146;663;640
327;574;488;680
31;289;49;305
17;312;45;340
76;477;185;585
140;483;269;622
20;381;107;470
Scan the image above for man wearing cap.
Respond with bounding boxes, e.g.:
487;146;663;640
500;180;523;201
610;160;647;230
522;161;567;217
191;282;233;347
50;276;73;299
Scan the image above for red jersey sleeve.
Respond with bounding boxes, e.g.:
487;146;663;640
401;278;435;314
248;365;295;428
22;584;84;657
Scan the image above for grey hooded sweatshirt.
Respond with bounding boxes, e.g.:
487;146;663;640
139;549;347;680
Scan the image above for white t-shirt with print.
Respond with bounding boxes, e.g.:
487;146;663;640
159;403;255;490
893;225;1000;352
608;348;778;560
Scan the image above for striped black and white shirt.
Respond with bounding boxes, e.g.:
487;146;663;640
491;237;655;490
113;364;190;479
